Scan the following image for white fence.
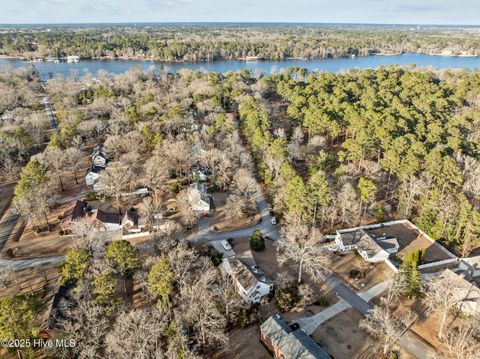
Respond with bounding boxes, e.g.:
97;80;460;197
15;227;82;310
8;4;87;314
122;231;151;240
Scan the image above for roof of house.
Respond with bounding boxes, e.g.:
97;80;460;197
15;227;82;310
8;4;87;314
189;182;211;206
122;210;139;226
461;256;480;268
261;315;331;359
92;209;122;225
340;229;399;258
92;146;107;158
227;257;259;291
85;165;103;176
61;200;88;228
439;269;480;298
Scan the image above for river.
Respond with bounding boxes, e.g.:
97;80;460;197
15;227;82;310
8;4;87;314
1;53;479;79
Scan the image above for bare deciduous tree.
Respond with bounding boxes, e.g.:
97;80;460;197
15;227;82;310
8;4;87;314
424;274;466;339
176;267;227;350
176;188;198;228
360;303;416;356
97;161;133;210
65;146;84;184
54;294;109;359
105;307;168;359
439;316;480;359
144;155;169;194
278;215;331;283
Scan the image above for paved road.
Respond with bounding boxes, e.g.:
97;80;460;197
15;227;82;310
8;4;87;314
0;256;65;271
0;209;20;251
42;96;58;130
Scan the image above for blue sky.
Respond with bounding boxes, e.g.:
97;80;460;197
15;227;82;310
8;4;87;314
0;0;479;25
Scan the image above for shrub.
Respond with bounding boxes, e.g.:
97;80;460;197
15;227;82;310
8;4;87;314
250;230;265;252
59;229;72;236
349;268;367;279
275;285;301;312
171;182;180;194
84;191;100;201
314;296;329;306
236;303;260;327
211;250;223;266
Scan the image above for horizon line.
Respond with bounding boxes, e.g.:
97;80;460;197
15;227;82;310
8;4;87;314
0;21;479;27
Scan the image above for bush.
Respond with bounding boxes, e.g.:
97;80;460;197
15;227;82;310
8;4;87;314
236;303;260;327
211;251;223;266
314;296;329;306
171;182;180;194
250;230;265;252
349;268;367;279
275;285;301;312
84;191;101;201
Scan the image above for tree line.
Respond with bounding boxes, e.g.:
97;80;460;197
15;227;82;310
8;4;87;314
2;25;480;61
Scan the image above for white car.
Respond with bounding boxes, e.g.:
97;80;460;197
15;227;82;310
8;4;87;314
222;240;232;251
270;216;277;225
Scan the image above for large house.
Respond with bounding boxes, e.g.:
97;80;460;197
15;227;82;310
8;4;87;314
61;200;140;233
260;314;331;359
92;146;108;168
188;182;212;212
330;227;399;262
222;250;273;303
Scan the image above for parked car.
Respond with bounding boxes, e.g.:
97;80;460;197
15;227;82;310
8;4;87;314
222;240;232;251
270;215;277;225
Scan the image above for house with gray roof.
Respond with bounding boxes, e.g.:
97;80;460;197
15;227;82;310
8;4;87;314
331;227;399;262
260;314;331;359
222;250;273;303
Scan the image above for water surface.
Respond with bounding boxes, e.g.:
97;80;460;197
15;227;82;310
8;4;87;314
1;53;479;79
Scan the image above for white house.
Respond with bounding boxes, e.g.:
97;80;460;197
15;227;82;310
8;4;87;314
66;55;80;63
222;250;273;303
459;256;480;279
188;182;212;212
332;227;399;263
92;146;108;168
85;166;103;186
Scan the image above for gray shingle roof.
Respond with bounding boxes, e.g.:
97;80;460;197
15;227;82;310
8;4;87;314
261;315;331;359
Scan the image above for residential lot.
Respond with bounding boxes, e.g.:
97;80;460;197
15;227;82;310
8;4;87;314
330;252;394;291
367;222;454;263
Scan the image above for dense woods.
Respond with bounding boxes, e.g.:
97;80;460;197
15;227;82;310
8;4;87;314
2;25;480;61
243;66;480;255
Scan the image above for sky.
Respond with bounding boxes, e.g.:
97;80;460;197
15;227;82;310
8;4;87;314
0;0;479;25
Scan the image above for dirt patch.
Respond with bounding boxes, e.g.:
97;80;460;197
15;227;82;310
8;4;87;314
312;308;373;359
213;325;271;359
331;252;394;291
210;191;261;233
393;298;466;357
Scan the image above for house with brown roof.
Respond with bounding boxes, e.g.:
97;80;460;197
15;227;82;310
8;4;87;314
260;314;331;359
61;200;139;233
